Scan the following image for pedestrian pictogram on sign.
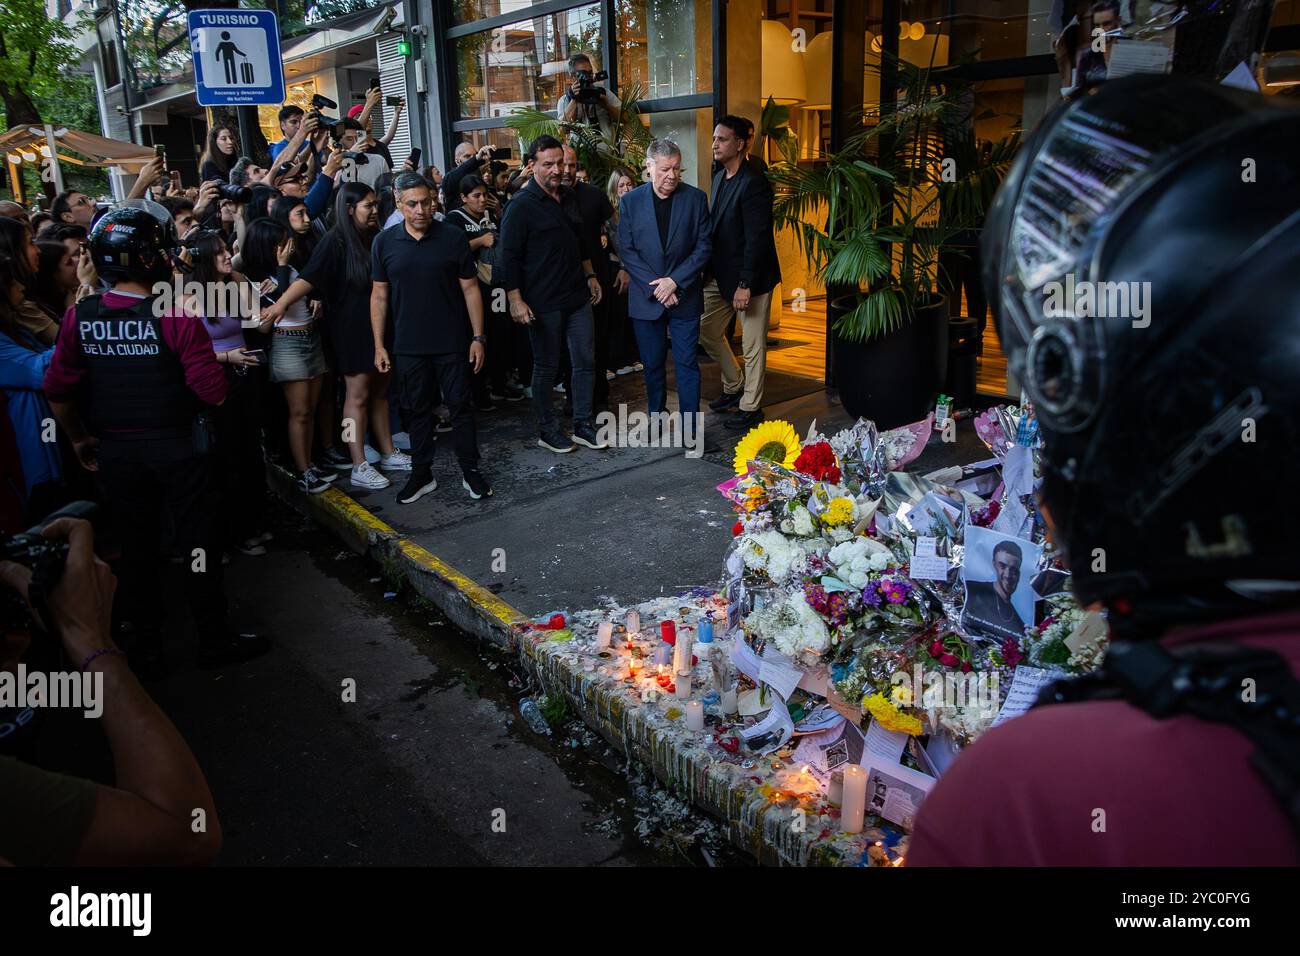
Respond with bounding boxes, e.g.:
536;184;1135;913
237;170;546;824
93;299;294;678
189;9;286;107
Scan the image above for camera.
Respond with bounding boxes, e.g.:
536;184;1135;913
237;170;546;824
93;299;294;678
308;93;343;137
572;69;610;105
0;501;97;633
210;181;253;203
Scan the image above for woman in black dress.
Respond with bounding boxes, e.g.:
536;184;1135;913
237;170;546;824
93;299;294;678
258;183;408;491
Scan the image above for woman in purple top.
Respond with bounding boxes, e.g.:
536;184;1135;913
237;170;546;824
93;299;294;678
185;232;273;556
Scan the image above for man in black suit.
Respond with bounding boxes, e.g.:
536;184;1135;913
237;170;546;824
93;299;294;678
700;115;781;430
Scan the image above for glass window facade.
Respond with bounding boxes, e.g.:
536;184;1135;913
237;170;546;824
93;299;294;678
615;0;713;98
455;3;605;120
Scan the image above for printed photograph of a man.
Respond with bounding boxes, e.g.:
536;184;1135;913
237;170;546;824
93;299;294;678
961;526;1042;641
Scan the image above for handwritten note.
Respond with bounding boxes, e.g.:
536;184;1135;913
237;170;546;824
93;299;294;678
863;718;908;763
910;535;949;581
991;665;1068;727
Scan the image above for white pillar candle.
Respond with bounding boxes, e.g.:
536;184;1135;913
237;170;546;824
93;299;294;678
595;621;612;650
675;670;692;699
684;699;704;731
721;688;738;715
672;637;692;676
827;770;844;807
626;610;640;635
841;765;868;833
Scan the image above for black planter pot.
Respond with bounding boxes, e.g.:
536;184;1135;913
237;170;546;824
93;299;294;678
830;294;950;431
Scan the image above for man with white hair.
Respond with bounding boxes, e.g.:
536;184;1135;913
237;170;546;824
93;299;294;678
616;138;712;417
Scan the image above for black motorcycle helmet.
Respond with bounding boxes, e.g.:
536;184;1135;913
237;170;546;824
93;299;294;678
981;75;1300;632
87;200;178;286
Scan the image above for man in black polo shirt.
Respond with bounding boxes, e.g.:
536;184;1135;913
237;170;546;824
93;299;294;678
371;172;493;503
496;134;609;453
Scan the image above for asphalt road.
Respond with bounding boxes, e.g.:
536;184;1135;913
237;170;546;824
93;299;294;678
36;513;720;866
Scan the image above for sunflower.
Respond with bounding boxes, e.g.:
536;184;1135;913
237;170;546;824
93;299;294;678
732;420;801;476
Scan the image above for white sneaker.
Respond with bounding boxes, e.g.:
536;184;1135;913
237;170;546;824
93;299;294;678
605;369;616;381
616;365;635;376
378;450;413;471
632;362;645;372
350;461;391;490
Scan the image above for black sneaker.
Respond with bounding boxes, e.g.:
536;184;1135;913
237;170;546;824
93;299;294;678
726;408;765;430
308;463;339;484
198;632;271;670
572;422;610;450
321;445;352;470
538;430;576;454
436;416;453;434
490;383;526;402
298;467;331;494
709;390;744;412
398;472;438;504
462;469;493;499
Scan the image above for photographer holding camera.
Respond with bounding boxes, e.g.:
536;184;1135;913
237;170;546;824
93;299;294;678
557;53;621;138
0;515;222;865
42;202;269;673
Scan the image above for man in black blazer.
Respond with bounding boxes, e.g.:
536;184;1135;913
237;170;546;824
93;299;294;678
700;115;781;430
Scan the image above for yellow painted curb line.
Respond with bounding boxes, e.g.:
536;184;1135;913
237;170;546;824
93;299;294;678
269;465;527;639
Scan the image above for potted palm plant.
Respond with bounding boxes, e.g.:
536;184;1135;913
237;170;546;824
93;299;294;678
770;56;1017;428
504;82;652;187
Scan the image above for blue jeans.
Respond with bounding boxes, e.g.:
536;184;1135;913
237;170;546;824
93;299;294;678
632;312;701;414
528;303;594;433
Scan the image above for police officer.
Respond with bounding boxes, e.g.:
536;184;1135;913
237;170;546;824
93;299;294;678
43;203;269;672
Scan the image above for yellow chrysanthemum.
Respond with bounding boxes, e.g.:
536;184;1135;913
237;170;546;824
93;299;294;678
863;693;924;736
822;497;855;527
732;419;801;476
891;682;914;707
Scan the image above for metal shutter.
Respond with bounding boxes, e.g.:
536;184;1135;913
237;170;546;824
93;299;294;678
376;35;411;161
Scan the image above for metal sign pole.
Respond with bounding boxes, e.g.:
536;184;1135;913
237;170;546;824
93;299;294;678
42;125;66;193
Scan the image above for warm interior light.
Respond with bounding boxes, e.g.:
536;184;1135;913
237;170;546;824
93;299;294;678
761;20;807;105
899;21;910;39
909;22;926;41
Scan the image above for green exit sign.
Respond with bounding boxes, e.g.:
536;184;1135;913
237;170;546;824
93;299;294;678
397;38;411;57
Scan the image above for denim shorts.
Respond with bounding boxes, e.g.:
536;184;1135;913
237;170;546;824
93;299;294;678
270;326;327;383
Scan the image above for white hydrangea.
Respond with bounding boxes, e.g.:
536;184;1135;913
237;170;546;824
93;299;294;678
738;530;803;584
747;591;831;658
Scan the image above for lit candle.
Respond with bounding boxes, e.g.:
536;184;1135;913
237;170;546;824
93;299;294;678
721;688;738;715
595;621;612;650
841;765;868;834
684;700;704;731
627;610;640;635
675;669;692;699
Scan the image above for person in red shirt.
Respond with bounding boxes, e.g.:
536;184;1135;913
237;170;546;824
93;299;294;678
909;76;1300;866
43;203;268;674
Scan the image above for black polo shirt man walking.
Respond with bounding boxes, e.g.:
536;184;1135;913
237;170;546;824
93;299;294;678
496;134;608;453
371;171;493;503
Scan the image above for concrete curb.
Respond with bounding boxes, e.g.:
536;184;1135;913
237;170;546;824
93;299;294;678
270;465;864;866
267;465;525;647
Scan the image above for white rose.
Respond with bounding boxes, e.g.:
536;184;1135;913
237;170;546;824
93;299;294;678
869;551;890;571
791;506;815;537
780;519;795;534
848;570;868;588
850;554;869;572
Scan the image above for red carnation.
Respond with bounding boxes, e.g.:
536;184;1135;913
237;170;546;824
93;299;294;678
732;521;744;537
548;613;566;630
939;653;959;667
793;441;841;484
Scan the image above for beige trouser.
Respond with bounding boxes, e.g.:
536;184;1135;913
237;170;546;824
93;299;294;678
699;280;772;413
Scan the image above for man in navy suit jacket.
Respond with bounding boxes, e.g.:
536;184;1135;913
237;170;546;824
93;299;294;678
617;139;712;415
